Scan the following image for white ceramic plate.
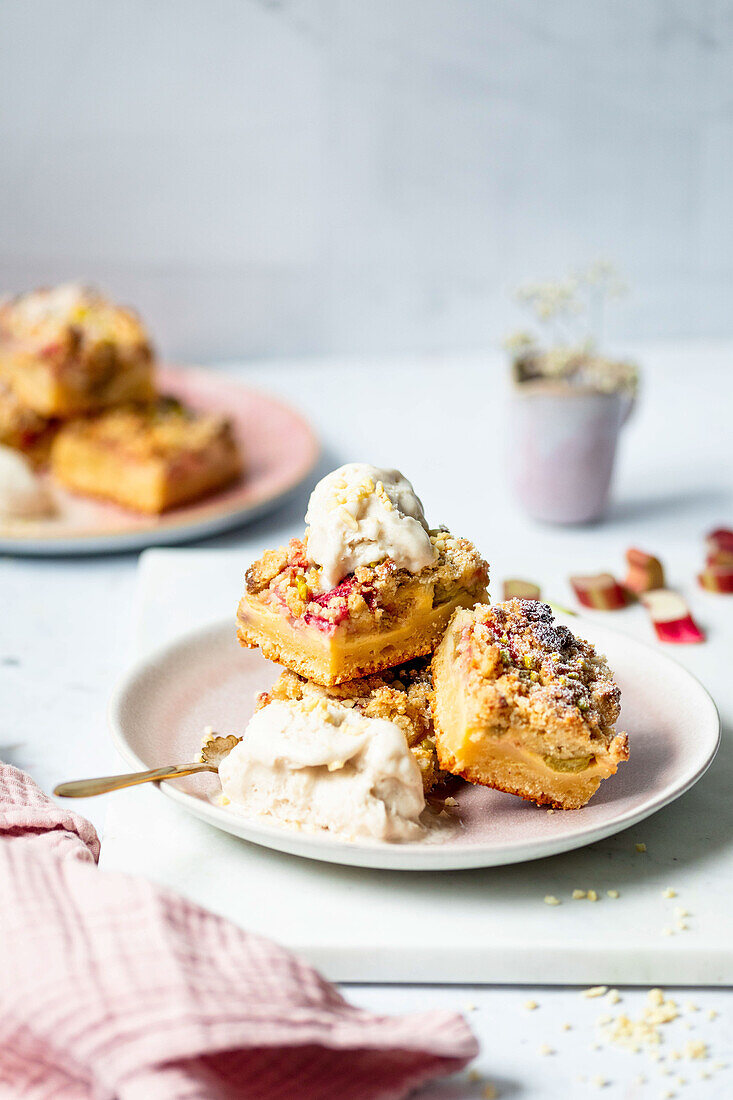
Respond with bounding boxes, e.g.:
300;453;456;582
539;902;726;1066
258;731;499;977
0;365;319;555
109;615;720;871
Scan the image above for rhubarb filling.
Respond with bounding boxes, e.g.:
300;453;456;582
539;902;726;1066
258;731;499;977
237;585;480;685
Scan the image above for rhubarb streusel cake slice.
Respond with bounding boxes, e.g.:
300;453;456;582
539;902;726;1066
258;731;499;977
238;532;487;686
432;600;628;809
51;395;242;513
0;283;154;417
257;659;447;793
237;464;489;686
0;379;57;465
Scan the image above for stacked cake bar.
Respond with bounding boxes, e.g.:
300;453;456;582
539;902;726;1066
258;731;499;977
237;464;489;793
236;463;628;811
0;283;241;511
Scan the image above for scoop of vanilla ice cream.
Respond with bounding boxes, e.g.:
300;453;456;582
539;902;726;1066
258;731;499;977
304;463;437;589
218;698;426;842
0;446;54;520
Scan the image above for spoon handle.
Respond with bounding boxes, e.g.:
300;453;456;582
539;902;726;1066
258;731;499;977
53;762;216;798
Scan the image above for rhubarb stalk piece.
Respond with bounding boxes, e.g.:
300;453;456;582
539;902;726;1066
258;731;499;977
641;590;705;643
697;528;733;593
502;578;541;601
705;528;733;568
570;573;628;611
624;548;665;594
698;564;733;594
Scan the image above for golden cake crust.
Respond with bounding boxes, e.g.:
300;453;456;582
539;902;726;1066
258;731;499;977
432;600;628;809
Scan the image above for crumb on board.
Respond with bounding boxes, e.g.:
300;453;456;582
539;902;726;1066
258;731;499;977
595;988;683;1054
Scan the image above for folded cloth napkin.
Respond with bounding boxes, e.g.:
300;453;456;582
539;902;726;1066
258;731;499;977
0;763;477;1100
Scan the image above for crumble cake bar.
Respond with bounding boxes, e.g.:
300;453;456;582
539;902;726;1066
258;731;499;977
432;600;628;809
51;395;242;513
257;659;447;793
0;283;154;417
237;530;489;686
0;379;56;464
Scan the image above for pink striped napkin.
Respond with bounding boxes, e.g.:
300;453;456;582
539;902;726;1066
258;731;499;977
0;762;477;1099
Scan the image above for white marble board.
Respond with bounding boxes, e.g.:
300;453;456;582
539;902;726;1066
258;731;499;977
99;548;733;985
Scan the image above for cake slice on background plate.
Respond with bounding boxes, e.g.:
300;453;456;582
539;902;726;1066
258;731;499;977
0;379;57;465
0;283;155;417
51;396;242;513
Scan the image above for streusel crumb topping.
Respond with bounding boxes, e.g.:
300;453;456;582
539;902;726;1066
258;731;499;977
0;379;50;445
0;283;149;353
259;661;433;747
456;600;622;752
244;530;488;635
59;397;235;461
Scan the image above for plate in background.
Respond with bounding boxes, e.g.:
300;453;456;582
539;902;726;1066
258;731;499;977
108;613;720;871
0;365;319;555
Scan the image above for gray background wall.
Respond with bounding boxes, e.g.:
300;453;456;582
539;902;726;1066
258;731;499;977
1;0;731;360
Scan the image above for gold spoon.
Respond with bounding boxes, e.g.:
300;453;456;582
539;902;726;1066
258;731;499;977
53;733;241;798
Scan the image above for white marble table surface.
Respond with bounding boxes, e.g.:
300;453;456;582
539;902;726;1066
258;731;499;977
2;341;732;1099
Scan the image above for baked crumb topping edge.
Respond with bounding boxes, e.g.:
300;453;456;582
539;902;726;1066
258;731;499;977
243;531;489;634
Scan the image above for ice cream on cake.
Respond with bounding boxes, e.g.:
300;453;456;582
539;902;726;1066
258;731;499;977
217;697;426;842
256;657;447;794
432;600;628;809
236;463;489;685
305;464;437;588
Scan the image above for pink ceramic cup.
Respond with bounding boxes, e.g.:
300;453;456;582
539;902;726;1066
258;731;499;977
509;384;634;524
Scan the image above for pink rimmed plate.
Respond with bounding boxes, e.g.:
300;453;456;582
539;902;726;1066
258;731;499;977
0;365;319;555
108;612;720;871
